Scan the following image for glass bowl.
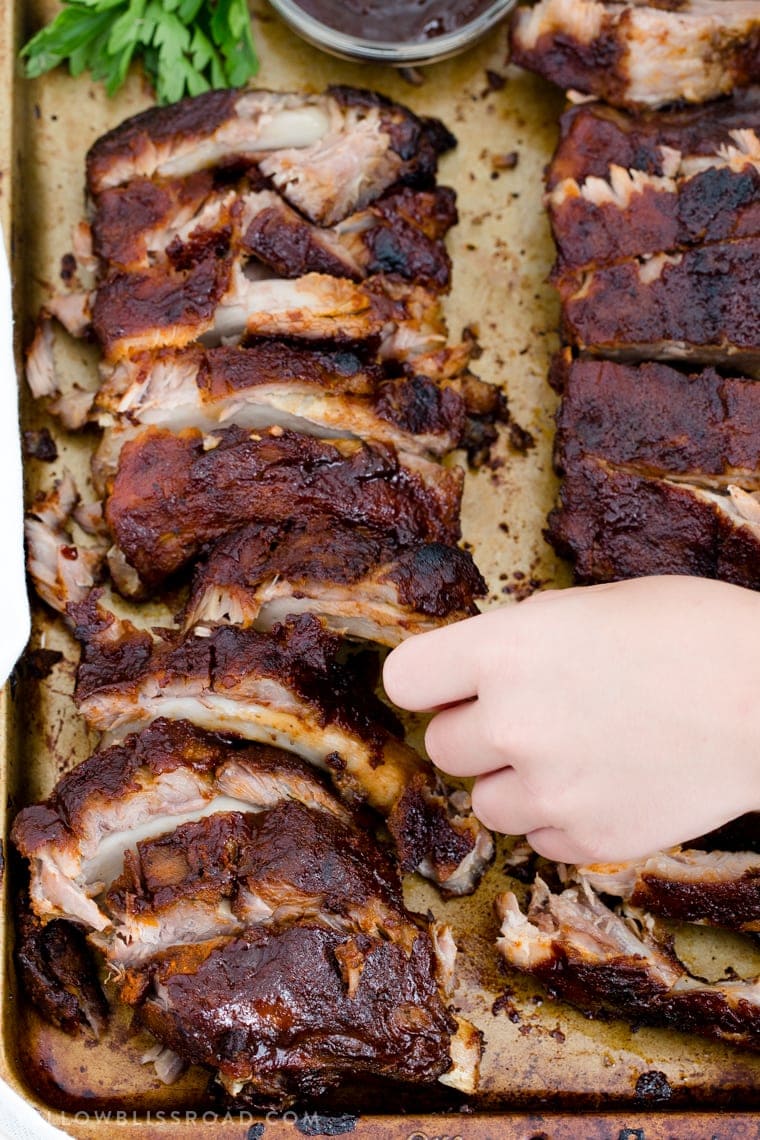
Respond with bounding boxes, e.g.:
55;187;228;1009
267;0;518;66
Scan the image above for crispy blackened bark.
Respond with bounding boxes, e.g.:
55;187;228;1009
242;186;456;289
557;240;760;368
553;357;760;489
692;815;760;855
90;170;217;268
547;457;760;587
510;0;760;110
15;896;108;1036
104;426;463;592
387;772;493;895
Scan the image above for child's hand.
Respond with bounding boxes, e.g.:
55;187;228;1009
383;576;760;864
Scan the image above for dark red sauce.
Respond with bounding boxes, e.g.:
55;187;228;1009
294;0;498;42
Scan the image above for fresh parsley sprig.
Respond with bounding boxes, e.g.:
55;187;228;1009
21;0;259;105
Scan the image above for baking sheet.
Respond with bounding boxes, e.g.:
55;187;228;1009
3;0;760;1134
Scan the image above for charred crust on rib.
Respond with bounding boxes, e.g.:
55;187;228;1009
15;893;108;1036
104;426;462;591
132;923;456;1105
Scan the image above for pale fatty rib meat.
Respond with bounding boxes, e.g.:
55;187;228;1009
70;603;493;896
91;176;457;289
181;516;486;647
24;472;105;617
102;426;463;594
92;341;469;462
510;0;760;110
12;718;480;1103
576;849;760;932
495;878;760;1051
85;86;454;212
557;239;760;371
546;91;760;191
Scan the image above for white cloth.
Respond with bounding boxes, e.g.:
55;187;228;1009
0;1083;68;1139
0;231;65;1137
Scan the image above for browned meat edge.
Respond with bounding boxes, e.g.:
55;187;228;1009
557;239;760;363
546;92;760;190
547;457;760;588
104;426;462;591
132;923;456;1106
553;356;760;487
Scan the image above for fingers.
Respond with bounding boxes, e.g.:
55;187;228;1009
470;768;549;837
423;700;505;777
526;827;600;865
383;614;492;711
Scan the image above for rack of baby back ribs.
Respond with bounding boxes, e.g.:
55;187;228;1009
489;0;760;1050
17;85;507;1107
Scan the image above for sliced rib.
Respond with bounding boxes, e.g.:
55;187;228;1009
496;878;760;1050
91;262;449;365
181;517;485;646
557;240;760;371
510;0;760;110
547;142;760;273
548;456;760;587
93;177;456;289
576;849;760;932
86;86;454;216
102;426;463;593
553;357;760;491
71;602;493;895
92;341;468;461
11;718;351;935
99;802;419;965
130;923;474;1106
13;722;480;1098
546;91;760;191
25;473;105;617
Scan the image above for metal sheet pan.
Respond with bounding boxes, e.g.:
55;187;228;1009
2;1;760;1134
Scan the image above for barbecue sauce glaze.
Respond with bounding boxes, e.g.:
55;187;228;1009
294;0;497;41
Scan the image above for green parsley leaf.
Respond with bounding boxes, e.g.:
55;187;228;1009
20;0;259;105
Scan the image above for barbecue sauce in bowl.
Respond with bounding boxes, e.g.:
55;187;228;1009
292;0;499;43
268;0;516;64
